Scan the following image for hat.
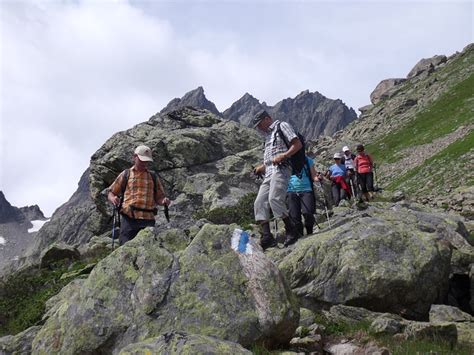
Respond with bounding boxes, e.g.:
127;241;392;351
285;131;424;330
333;152;342;159
134;145;153;162
252;110;270;127
342;146;350;152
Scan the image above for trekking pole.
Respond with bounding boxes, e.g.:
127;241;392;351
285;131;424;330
164;204;170;223
318;181;332;228
111;206;118;250
349;178;356;201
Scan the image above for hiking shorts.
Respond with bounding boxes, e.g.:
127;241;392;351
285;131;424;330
357;172;374;193
119;214;155;245
254;165;291;221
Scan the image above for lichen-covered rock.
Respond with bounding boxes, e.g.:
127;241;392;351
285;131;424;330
404;322;457;345
39;243;80;267
32;224;299;353
429;304;474;323
118;331;252;355
407;54;447;78
0;325;41;354
277;202;458;320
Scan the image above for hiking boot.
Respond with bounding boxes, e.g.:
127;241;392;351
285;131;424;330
282;216;299;247
259;222;277;251
306;226;313;235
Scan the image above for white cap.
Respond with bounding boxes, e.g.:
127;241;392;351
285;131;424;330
333;152;342;159
134;145;153;162
342;146;350;152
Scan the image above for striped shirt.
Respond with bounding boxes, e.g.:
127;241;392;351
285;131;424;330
109;166;165;220
263;120;298;178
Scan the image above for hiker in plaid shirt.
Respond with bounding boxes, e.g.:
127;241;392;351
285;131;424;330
252;111;302;250
108;145;170;245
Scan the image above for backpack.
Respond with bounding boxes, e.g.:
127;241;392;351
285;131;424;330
119;169;159;216
274;122;306;178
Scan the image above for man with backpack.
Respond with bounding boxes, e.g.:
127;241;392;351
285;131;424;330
287;155;320;241
108;145;170;245
252;110;302;249
354;144;375;202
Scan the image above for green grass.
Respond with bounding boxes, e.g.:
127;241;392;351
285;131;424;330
386;130;474;192
0;252;109;336
193;192;257;229
367;73;474;164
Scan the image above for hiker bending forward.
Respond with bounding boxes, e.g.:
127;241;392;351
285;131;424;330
108;145;170;245
253;110;302;250
287;156;320;238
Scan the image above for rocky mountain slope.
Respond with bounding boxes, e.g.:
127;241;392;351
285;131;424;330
0;192;46;271
308;43;474;216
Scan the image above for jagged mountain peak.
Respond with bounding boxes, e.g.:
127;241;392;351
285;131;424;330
160;86;221;116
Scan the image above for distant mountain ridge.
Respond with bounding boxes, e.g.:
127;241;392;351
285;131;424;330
161;87;358;141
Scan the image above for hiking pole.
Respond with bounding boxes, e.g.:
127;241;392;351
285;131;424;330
111;206;118;250
164;204;170;223
318;181;332;228
349;178;356;201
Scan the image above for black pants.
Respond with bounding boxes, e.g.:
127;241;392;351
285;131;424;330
288;191;315;236
357;172;374;193
119;214;155;245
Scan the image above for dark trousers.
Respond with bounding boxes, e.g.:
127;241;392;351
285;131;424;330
119;214;155;245
357;172;374;193
331;184;348;206
288;191;315;236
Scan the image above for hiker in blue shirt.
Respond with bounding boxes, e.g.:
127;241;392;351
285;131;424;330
287;156;320;240
326;153;350;206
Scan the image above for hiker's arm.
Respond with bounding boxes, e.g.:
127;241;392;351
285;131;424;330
154;177;170;206
108;191;120;207
272;137;302;165
310;165;320;182
108;173;124;207
254;164;265;175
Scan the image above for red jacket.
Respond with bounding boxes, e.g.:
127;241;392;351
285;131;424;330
354;153;373;174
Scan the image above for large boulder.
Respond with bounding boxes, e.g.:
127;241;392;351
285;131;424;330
32;224;299;353
276;202;471;320
370;78;406;104
0;326;41;354
119;331;252;354
407;55;447;78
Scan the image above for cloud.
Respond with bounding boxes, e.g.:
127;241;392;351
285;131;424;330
0;0;471;215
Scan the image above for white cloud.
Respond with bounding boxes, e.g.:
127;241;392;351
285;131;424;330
0;0;471;215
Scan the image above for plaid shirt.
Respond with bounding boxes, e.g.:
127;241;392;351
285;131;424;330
263;120;297;178
109;166;165;220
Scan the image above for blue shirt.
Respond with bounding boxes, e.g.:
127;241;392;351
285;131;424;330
288;157;314;192
329;163;346;177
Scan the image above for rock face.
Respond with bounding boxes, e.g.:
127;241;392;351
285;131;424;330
407;55;448;78
0;191;25;224
276;202;470;320
160;86;221;116
370;78;406;104
32;224;299;353
223;90;358;141
18;205;46;221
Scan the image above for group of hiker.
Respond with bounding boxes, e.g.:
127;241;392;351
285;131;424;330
252;110;376;250
106;110;375;250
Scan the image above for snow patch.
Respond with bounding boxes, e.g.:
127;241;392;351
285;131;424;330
0;236;5;245
28;219;50;233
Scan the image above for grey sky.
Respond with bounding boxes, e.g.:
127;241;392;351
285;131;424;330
0;0;472;216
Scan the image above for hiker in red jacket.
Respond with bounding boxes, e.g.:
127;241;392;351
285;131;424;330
354;144;375;202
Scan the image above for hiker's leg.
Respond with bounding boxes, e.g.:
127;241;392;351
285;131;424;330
331;184;341;206
366;172;375;199
259;221;276;250
358;173;369;200
288;192;303;237
119;215;139;245
254;177;271;222
301;192;315;235
268;166;291;219
340;187;348;201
